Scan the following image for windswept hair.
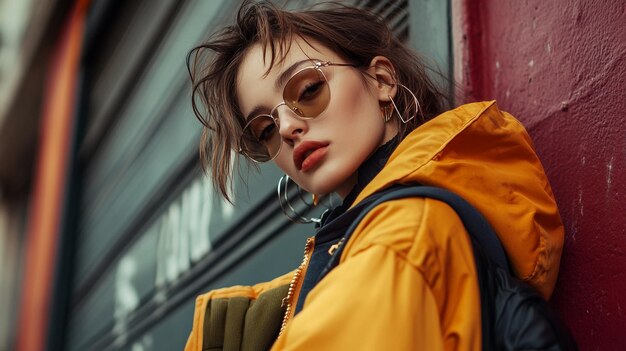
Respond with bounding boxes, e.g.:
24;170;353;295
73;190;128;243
187;0;447;202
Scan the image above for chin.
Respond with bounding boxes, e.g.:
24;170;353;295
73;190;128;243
285;155;362;197
290;174;335;195
300;168;357;197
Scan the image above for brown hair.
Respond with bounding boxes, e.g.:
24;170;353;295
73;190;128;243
187;0;447;202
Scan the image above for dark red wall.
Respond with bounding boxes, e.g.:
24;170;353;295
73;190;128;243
458;0;626;349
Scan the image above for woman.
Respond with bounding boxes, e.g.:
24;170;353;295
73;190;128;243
184;1;565;350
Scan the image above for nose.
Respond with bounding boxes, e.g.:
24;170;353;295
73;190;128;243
276;104;307;146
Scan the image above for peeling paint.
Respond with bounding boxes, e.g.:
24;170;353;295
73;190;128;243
606;156;615;196
578;189;584;216
528;59;535;67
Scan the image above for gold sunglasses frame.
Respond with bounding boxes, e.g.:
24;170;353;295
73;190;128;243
238;60;357;163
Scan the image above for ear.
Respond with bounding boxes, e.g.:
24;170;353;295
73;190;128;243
367;56;398;104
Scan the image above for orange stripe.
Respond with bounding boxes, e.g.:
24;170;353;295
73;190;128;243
16;1;90;350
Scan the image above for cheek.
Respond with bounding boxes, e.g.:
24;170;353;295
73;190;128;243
334;81;383;137
341;79;372;110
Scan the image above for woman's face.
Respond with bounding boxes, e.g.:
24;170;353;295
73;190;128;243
236;37;398;198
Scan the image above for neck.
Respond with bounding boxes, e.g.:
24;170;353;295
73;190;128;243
335;173;358;199
336;129;400;200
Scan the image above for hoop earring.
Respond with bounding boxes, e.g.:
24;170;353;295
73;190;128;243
277;175;321;224
388;83;424;124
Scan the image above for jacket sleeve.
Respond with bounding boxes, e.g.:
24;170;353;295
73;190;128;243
271;198;482;351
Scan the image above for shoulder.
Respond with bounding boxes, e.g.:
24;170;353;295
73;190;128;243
325;195;481;346
341;196;476;286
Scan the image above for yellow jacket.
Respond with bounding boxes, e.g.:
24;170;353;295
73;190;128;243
185;101;564;350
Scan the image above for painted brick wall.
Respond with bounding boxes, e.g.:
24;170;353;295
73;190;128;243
456;1;626;349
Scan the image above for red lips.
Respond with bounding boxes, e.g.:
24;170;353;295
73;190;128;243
293;140;329;172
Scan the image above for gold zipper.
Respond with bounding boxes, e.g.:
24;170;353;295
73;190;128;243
279;236;315;336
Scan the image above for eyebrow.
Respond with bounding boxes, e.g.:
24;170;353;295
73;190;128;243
275;59;315;90
244;59;317;122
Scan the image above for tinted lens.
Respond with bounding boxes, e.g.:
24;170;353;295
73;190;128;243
283;67;330;118
241;114;281;162
240;66;331;162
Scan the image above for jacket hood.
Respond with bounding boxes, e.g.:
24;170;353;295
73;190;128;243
352;101;564;298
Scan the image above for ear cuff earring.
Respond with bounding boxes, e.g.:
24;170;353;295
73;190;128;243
381;104;394;123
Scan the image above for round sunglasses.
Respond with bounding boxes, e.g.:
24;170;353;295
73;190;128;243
239;61;357;162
